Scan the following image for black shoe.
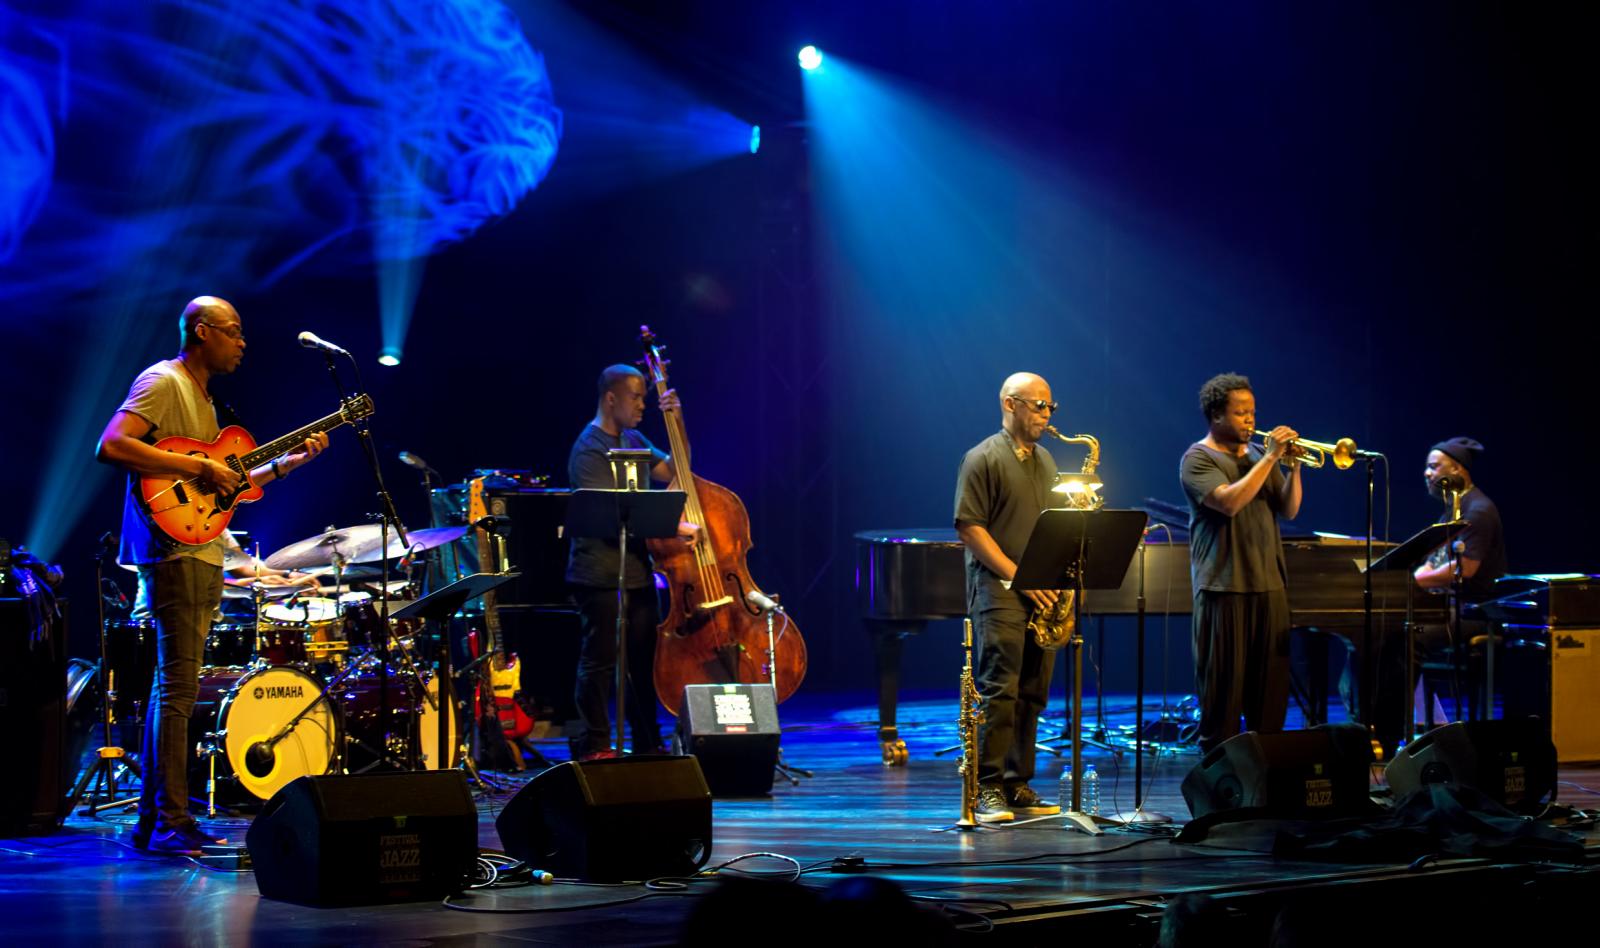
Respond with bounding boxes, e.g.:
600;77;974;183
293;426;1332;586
1007;784;1061;816
143;822;227;856
975;786;1014;823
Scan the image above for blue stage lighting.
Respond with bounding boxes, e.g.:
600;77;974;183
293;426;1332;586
378;349;402;367
798;46;823;71
750;125;761;154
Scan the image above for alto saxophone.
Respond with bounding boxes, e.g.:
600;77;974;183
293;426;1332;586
957;618;982;829
1027;590;1077;649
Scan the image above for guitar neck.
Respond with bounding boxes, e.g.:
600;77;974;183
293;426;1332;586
240;410;351;469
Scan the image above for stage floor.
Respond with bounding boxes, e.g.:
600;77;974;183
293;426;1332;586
5;691;1600;945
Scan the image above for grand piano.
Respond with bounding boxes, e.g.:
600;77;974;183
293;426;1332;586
856;516;1446;764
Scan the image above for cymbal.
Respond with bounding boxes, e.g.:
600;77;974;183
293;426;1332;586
264;525;390;570
346;525;470;565
220;582;302;601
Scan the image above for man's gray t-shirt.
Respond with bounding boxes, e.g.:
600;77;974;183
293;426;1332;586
954;430;1058;613
116;359;226;569
1179;442;1286;594
564;424;670;589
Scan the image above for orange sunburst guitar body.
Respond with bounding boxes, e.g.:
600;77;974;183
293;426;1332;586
137;395;373;546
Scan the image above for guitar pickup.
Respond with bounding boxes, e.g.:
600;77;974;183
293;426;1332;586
172;482;190;506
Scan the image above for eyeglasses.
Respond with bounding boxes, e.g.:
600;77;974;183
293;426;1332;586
1007;395;1058;414
200;321;245;342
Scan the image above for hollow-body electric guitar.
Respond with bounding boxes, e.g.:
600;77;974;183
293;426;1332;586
137;395;374;546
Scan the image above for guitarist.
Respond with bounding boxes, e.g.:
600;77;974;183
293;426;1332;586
96;296;330;855
565;364;697;761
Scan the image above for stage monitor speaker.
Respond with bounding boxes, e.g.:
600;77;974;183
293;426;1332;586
1;595;66;837
1384;718;1557;814
679;683;780;797
246;771;477;906
495;755;711;882
1181;723;1374;820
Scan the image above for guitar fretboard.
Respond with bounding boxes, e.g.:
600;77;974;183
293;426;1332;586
238;403;363;468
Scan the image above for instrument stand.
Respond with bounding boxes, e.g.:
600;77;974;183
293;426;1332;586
1126;530;1169;823
564;478;686;756
1367;518;1467;751
317;344;413;771
759;600;813;785
1013;509;1147;836
67;535;142;817
393;571;520;788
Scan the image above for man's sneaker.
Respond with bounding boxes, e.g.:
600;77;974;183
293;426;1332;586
142;822;227;856
1007;784;1061;816
975;786;1014;823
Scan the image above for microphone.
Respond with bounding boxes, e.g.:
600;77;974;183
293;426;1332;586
746;589;781;614
1437;474;1465;493
398;450;431;471
298;331;349;356
244;741;276;779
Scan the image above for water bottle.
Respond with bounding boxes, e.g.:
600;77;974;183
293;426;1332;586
1082;763;1101;816
1058;765;1072;811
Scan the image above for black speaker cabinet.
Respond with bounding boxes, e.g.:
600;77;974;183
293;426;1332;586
1;596;66;836
1384;718;1557;814
1181;723;1374;820
246;771;478;906
496;755;712;882
679;683;781;797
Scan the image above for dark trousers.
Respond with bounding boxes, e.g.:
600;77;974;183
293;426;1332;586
571;583;662;755
1192;588;1290;752
973;605;1054;788
137;557;222;831
1360;620;1484;752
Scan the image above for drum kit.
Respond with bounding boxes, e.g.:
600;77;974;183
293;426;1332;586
97;523;469;812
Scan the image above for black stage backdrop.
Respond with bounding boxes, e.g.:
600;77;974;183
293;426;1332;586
1;1;1591;696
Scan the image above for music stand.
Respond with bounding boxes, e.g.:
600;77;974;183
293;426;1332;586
564;486;686;754
1366;519;1467;750
1013;508;1146;835
394;571;520;780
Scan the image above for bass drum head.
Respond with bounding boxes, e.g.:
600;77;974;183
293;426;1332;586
216;665;337;801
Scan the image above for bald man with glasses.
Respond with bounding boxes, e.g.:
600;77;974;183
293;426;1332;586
97;296;330;855
954;372;1070;823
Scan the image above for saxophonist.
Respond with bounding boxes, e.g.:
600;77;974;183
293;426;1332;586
953;372;1067;823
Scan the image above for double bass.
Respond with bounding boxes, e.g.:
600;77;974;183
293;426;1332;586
640;326;807;715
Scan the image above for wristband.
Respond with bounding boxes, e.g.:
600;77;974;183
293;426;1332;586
272;458;285;479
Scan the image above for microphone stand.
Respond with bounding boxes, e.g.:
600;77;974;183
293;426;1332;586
316;345;415;771
758;595;812;785
68;535;142;816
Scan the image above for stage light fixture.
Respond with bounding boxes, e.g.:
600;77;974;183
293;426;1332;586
798;46;823;71
749;125;761;154
378;349;401;367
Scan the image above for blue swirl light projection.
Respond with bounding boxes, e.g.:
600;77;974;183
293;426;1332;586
0;0;561;305
1;0;560;559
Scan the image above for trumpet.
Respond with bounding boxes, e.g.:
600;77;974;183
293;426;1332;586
1254;429;1362;470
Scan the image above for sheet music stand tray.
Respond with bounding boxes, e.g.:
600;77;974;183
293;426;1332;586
1013;508;1147;835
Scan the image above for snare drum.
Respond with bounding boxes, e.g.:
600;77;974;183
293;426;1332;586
260;597;344;665
189;664;338;805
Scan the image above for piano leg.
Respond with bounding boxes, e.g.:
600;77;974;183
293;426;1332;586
868;620;922;766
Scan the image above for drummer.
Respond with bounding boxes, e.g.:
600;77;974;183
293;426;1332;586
130;530;322;620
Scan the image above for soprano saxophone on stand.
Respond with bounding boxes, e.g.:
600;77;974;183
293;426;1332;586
956;617;982;830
